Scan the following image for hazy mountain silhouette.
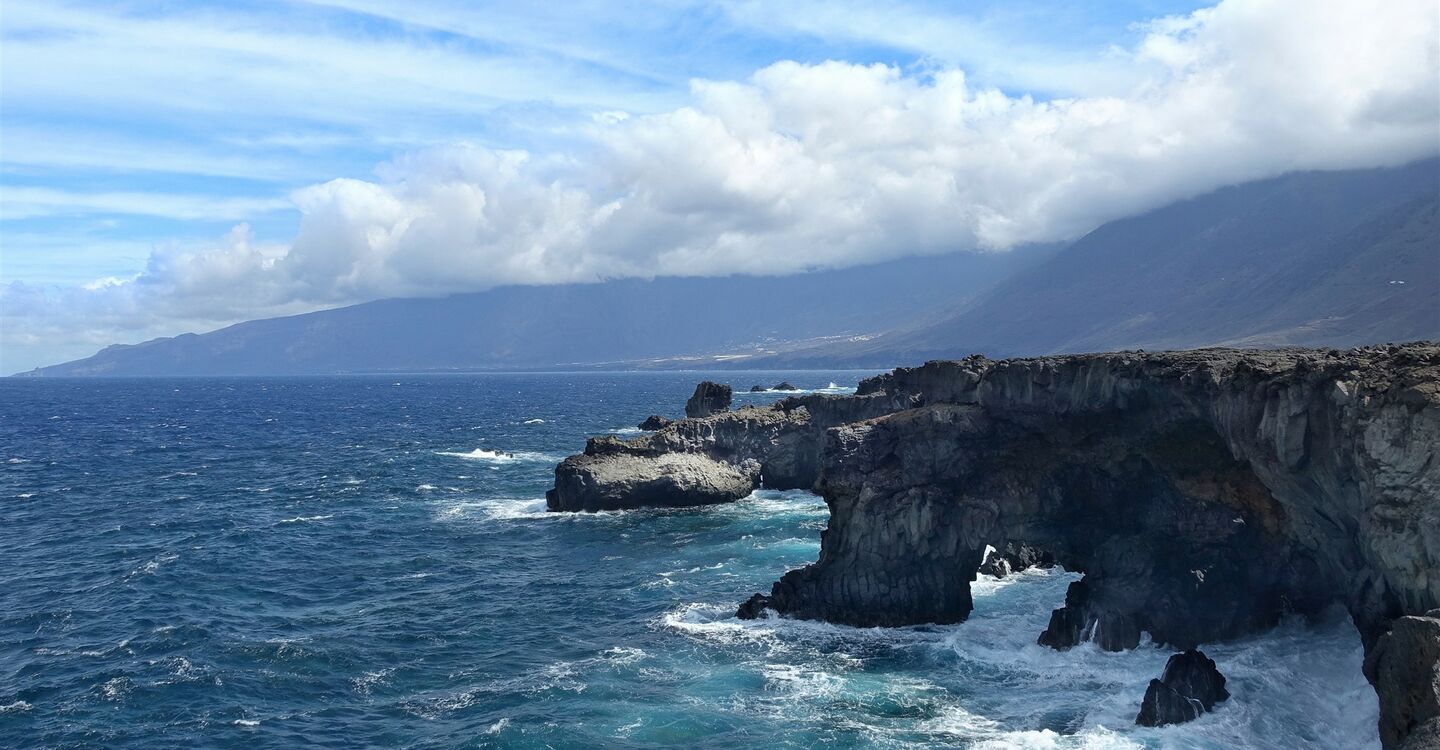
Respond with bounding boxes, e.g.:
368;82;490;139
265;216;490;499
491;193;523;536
19;160;1437;377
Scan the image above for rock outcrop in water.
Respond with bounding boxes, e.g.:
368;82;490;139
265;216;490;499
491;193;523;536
684;381;732;418
548;344;1439;748
638;415;672;431
1135;649;1230;727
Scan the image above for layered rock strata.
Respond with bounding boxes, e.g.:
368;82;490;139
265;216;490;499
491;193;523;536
548;344;1439;747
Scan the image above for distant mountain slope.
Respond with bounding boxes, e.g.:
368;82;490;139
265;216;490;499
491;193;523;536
16;248;1053;376
758;158;1440;367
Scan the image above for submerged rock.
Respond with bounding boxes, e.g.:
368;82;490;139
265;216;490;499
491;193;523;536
637;415;672;431
1136;649;1230;726
684;381;732;418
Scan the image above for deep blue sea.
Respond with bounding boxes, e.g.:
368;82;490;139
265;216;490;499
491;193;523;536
1;373;1381;749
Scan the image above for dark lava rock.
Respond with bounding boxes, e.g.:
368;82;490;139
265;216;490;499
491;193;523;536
1038;580;1142;652
637;415;672;431
749;385;767;392
771;381;800;391
978;550;1012;578
980;543;1056;578
1367;611;1440;749
736;593;771;619
684;381;732;418
1136;649;1229;727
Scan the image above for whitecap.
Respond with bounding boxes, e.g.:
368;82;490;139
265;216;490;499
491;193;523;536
234;719;260;727
6;458;28;464
278;514;332;524
486;718;510;735
0;701;32;713
438;498;549;522
605;427;645;435
417;484;438;492
435;448;560;463
523;418;546;425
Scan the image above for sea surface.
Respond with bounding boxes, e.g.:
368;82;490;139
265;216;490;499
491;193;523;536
0;373;1380;749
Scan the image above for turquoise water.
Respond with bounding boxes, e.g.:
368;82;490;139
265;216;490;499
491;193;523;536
0;373;1379;748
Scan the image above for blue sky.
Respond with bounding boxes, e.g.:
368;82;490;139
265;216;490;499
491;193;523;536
2;0;1436;372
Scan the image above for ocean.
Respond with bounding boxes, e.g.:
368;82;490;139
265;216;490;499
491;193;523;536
0;373;1380;749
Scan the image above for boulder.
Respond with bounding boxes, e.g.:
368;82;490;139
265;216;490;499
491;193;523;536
546;451;757;512
1135;649;1229;727
685;381;732;418
638;415;672;431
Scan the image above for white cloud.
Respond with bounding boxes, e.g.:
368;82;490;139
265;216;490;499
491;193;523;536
3;0;1438;372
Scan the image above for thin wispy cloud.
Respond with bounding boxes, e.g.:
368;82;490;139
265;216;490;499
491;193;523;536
1;0;1437;372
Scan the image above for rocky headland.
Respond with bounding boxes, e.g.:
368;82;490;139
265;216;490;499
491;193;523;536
546;344;1439;748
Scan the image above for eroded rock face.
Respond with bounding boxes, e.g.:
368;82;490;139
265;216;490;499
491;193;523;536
548;344;1439;747
745;347;1437;652
1136;649;1230;727
684;381;732;418
1368;611;1440;749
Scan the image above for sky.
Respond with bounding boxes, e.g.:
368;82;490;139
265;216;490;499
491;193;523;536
1;0;1438;373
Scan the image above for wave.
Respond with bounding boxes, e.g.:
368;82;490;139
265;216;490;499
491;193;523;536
438;497;551;522
604;427;645;436
736;382;858;396
435;448;561;463
278;514;333;524
523;418;546;425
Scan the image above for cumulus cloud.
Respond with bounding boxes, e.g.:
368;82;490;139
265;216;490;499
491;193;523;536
4;0;1438;370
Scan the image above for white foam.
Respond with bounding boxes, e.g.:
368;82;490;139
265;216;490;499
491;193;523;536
523;418;546;425
435;448;560;463
234;719;260;727
438;497;551;522
0;701;32;713
278;514;333;524
486;718;510;735
6;458;29;464
606;427;645;435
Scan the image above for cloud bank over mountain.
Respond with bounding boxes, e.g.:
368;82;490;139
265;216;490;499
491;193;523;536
3;0;1438;371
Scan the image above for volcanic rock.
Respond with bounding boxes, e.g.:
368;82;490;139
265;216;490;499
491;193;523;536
684;381;732;418
1135;649;1230;726
638;415;672;431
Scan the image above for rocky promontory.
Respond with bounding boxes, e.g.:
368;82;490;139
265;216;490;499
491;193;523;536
546;344;1439;748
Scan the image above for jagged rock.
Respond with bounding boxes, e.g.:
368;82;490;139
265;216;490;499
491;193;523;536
685;381;732;418
638;415;672;431
736;593;771;619
1037;579;1143;652
980;542;1056;578
772;381;800;391
1136;649;1230;726
749;385;767;392
1368;611;1440;749
978;550;1012;578
550;344;1440;748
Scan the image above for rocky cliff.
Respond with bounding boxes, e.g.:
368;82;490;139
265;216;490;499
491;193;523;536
547;344;1439;748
